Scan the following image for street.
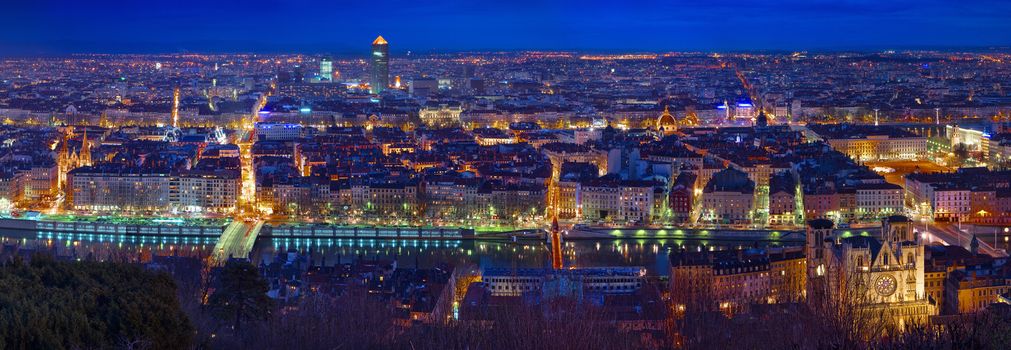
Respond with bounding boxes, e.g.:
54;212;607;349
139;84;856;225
212;220;263;264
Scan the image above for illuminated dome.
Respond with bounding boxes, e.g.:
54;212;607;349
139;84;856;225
683;111;700;126
656;105;678;134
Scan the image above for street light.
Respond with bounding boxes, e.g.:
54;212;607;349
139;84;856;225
1005;227;1010;252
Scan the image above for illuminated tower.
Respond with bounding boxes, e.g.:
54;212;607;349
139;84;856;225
80;129;91;166
550;216;563;270
319;57;333;82
58;130;71;190
171;87;180;128
59;131;70;163
805;219;835;301
370;35;389;94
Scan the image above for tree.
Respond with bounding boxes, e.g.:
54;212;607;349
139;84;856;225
207;260;272;334
218;291;397;349
954;142;970;161
0;255;193;350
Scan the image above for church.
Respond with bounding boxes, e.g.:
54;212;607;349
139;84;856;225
57;126;92;191
806;215;935;328
654;105;700;136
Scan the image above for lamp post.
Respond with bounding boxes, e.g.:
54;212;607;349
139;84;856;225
956;215;962;247
1005;227;1010;253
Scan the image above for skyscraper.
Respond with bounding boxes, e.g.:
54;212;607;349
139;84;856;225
319;57;333;82
370;35;389;94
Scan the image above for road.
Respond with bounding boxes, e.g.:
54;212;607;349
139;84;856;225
212;220;263;264
209;90;269;265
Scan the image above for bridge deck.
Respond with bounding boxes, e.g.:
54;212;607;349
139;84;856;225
212;220;262;264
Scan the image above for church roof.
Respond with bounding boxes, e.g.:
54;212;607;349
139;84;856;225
704;167;754;194
808;218;834;230
840;235;884;260
885;215;910;223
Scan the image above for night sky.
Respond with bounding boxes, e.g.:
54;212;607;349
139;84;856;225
2;0;1010;55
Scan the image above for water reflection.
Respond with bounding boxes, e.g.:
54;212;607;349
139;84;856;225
2;230;799;276
1;230;216;263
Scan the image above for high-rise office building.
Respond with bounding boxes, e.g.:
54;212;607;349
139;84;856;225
370;35;389;94
319;57;333;82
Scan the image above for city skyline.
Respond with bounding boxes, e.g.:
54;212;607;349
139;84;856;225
4;0;1011;55
4;2;1011;348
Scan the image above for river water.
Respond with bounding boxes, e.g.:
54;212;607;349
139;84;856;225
1;230;800;276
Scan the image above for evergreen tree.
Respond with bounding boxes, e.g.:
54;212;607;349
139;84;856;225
207;260;272;334
0;255;193;350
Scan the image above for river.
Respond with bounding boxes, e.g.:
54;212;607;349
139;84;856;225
1;230;801;276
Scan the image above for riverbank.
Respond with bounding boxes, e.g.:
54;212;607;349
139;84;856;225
0;216;808;244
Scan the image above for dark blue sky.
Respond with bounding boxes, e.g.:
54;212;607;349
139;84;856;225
2;0;1010;55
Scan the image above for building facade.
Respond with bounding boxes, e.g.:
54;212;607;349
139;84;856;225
806;216;935;328
370;36;389;94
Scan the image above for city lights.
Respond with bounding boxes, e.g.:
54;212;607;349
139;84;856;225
0;5;1010;347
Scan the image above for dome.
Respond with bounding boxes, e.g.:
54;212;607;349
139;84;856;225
656;105;678;133
683;111;700;126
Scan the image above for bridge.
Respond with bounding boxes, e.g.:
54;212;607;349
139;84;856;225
926;222;1009;258
211;220;263;265
209;89;268;266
